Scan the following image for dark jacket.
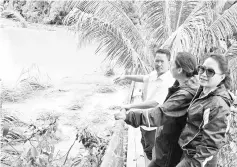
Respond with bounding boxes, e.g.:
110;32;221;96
179;84;233;167
125;80;198;167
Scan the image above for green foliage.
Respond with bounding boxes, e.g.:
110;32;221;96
96;85;116;93
226;40;237;91
1;0;70;24
63;1;151;74
71;127;108;167
1;111;59;167
104;65;115;77
1;109;110;167
21;1;50;23
2;64;51;103
43;1;70;25
218;108;237;167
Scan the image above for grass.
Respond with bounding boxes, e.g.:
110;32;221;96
2;64;52;103
71;127;109;167
104;68;115;77
67;98;85;110
96;85;116;93
217;108;237;167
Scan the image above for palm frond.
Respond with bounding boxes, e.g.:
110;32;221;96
225;41;237;91
64;9;149;73
226;40;237;58
213;0;229;14
65;1;146;58
116;1;136;15
175;0;200;29
163;0;173;36
159;1;237;63
141;0;200;50
224;40;237;91
141;1;166;45
226;40;237;70
160;1;209;61
209;3;237;40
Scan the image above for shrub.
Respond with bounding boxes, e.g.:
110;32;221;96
217;108;237;167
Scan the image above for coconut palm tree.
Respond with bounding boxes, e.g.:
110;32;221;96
63;0;237;74
63;1;156;74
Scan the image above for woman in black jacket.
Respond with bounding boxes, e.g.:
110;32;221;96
115;52;199;167
177;54;233;167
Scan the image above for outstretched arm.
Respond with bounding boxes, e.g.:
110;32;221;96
115;90;193;128
114;75;145;83
122;100;159;110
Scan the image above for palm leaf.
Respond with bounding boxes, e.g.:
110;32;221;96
141;1;166;45
175;0;200;29
225;40;237;91
141;0;200;49
116;1;136;15
159;1;208;61
160;1;237;63
226;40;237;70
213;0;229;14
64;9;149;73
63;1;153;73
209;2;237;40
65;1;146;57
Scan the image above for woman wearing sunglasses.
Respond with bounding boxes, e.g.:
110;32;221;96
177;54;233;167
115;52;199;167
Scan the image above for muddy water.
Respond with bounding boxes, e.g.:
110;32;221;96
1;27;128;161
0;27;104;83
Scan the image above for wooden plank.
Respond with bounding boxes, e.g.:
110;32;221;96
126;126;136;167
127;126;148;167
101;80;136;167
100;120;125;167
127;89;147;167
101;67;149;167
134;127;146;167
127;83;150;167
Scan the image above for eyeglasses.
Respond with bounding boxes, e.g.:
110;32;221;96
197;65;222;77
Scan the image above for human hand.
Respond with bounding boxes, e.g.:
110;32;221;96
121;104;130;110
114;109;126;120
231;106;237;112
113;75;126;83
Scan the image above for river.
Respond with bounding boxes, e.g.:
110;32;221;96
0;27;104;84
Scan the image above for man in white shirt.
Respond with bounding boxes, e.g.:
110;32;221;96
114;49;175;160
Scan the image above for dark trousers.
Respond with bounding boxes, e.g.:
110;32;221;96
148;142;183;167
140;127;156;160
176;152;217;167
148;160;160;167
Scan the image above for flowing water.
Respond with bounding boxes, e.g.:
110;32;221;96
0;26;127;162
0;27;104;84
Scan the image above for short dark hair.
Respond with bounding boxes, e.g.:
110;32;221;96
209;54;232;89
155;49;171;61
175;52;198;78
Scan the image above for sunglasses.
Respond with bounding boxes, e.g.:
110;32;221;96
197;65;222;77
